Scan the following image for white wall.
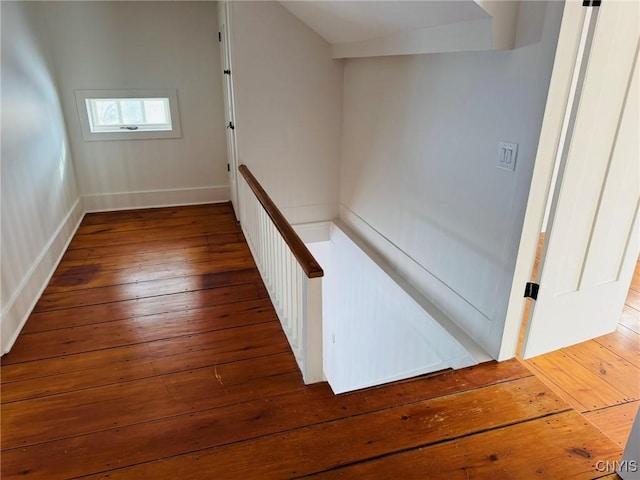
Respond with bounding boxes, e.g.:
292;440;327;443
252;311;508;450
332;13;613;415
229;1;343;224
1;2;83;353
42;1;229;211
339;1;564;358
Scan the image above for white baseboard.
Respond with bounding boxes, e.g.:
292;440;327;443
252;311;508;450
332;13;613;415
1;198;85;354
82;186;230;212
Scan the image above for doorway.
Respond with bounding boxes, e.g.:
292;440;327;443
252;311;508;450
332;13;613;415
501;0;640;361
218;1;240;217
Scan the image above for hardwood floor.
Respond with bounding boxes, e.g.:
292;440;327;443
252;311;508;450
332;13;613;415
0;204;625;479
519;236;640;450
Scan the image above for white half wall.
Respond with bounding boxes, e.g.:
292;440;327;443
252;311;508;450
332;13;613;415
41;2;229;211
229;1;343;224
1;2;83;353
338;1;564;358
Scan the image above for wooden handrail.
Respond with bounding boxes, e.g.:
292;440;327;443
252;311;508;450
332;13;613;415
238;164;324;278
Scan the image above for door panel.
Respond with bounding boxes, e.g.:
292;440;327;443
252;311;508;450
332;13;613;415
522;2;640;359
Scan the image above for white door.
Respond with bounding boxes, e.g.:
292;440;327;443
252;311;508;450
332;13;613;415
521;1;639;359
218;2;239;216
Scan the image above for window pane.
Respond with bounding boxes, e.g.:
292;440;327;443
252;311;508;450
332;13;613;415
120;100;144;125
80;91;177;136
143;100;167;124
94;100;119;126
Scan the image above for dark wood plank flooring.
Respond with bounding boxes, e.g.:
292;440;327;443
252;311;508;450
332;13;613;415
1;203;624;479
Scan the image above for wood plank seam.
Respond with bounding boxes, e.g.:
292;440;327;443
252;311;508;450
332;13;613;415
289;410;575;479
1;366;532;449
31;280;264;314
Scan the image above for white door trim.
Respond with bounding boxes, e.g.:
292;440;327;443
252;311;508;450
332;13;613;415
218;1;240;217
497;2;588;361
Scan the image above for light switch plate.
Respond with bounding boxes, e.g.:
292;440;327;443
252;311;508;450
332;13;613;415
497;141;518;172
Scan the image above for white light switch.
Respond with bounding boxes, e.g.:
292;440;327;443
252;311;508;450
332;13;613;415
497;141;518;171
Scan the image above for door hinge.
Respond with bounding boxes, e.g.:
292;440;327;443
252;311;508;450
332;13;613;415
224;69;231;75
218;31;222;42
524;282;540;300
582;0;601;7
227;163;230;172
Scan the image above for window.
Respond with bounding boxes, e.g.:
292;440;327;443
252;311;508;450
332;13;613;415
86;98;172;132
75;89;181;141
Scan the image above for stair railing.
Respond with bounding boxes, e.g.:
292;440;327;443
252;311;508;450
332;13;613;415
237;164;323;384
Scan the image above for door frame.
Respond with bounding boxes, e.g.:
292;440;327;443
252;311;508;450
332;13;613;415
218;0;240;218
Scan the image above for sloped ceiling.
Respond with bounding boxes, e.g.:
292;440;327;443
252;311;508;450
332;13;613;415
278;1;519;58
279;1;490;44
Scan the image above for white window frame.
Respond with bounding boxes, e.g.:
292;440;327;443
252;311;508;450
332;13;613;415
75;89;182;141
